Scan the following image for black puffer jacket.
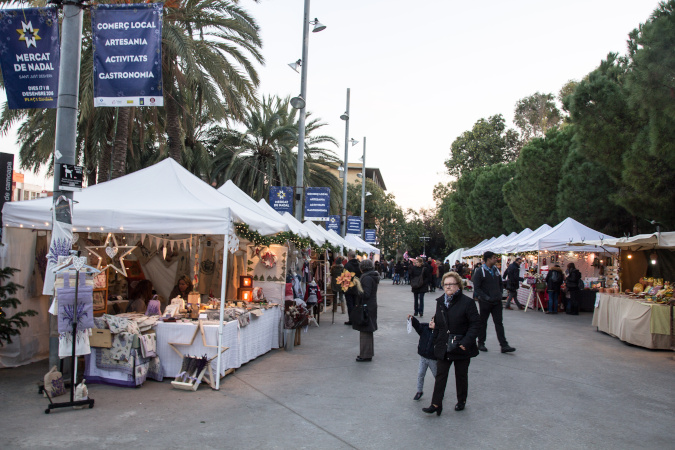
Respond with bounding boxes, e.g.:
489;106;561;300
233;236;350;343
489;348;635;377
352;269;379;333
432;291;481;361
410;316;436;360
503;262;524;291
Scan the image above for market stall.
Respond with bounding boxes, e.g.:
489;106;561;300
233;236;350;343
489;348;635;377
0;160;292;389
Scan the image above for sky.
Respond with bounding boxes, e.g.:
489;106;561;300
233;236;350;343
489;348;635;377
0;0;662;208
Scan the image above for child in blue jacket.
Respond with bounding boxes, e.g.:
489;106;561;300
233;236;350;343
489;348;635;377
408;314;437;401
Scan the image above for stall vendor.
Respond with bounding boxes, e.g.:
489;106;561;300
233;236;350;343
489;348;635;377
127;279;153;313
169;275;193;303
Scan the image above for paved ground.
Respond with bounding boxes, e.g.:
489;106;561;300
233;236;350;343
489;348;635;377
1;281;673;449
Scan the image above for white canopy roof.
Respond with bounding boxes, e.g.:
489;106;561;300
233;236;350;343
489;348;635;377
2;159;288;235
464;235;502;257
256;199;312;239
493;228;532;254
327;230;357;251
445;248;464;264
217;181;290;233
508;224;552;254
517;217;618;253
303;221;348;249
569;231;675;251
345;234;380;255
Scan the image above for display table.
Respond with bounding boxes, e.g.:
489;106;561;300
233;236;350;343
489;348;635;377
592;293;673;350
154;306;282;379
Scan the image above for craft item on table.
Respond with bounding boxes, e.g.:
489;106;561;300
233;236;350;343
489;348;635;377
198;242;215;295
110;332;135;362
57;273;95;333
95;347;135;375
250;309;264;318
168;321;228;390
140;333;157;358
252;286;264;301
164;304;180;318
93;317;108;329
145;295;162;316
58;328;91;358
238;313;250;328
43;366;67;398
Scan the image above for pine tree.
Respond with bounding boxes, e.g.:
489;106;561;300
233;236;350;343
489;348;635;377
0;267;37;347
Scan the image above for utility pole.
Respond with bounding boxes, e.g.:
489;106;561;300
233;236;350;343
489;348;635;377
420;236;430;257
48;1;84;368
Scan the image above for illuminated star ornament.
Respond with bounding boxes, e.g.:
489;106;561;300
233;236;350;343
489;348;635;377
16;21;41;48
86;233;137;276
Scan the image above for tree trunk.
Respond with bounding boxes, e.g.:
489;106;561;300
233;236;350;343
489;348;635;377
165;93;183;162
111;107;131;180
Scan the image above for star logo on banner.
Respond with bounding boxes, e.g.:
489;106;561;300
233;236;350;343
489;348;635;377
85;233;137;277
277;190;286;199
16;21;41;48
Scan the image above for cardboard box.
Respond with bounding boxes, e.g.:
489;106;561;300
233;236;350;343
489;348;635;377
90;329;112;348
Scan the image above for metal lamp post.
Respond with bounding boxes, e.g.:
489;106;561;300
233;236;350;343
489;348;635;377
340;88;350;236
420;236;430;257
360;137;367;239
290;0;325;221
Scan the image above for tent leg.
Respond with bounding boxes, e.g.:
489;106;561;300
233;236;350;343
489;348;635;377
215;231;229;391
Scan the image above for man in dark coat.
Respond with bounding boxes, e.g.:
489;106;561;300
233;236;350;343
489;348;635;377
473;251;516;353
410;257;431;317
503;257;525;310
343;251;362;325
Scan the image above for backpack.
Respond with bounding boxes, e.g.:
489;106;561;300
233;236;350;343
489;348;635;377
411;268;425;289
550;270;560;283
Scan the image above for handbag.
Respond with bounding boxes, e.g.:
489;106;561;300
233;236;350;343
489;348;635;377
350;303;369;326
446;333;465;354
411;268;425;289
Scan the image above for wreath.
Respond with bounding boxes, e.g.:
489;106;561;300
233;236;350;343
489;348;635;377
261;250;277;269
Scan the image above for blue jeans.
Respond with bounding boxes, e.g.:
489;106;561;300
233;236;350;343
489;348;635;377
414;292;425;315
393;273;400;283
548;290;559;312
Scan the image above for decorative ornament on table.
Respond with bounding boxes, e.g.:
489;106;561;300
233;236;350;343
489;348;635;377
252;286;264;301
261;251;277;269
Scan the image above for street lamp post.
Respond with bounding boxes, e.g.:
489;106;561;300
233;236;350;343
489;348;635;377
291;0;325;221
420;236;430;257
360;137;366;239
340;88;350;237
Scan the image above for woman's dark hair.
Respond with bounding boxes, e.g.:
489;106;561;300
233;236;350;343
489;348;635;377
132;279;153;302
359;258;374;272
567;263;576;270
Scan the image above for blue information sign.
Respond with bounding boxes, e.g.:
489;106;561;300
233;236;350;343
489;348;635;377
269;186;293;215
304;187;330;221
365;229;377;243
347;216;362;235
91;3;163;107
0;7;60;110
326;215;341;233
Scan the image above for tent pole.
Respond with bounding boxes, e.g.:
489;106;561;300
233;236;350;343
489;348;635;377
215;230;230;390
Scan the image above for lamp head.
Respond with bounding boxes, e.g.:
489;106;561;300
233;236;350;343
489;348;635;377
366;191;372;197
288;59;301;73
290;95;306;109
340;111;349;121
311;18;326;32
350;138;359;146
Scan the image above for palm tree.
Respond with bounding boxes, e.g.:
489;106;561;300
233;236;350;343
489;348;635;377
210;95;342;205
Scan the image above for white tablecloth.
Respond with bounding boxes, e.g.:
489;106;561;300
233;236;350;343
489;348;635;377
154;306;282;379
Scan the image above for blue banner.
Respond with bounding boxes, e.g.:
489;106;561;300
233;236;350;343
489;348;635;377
304;187;330;221
326;215;341;233
347;216;361;235
0;8;60;110
365;229;376;243
91;3;163;107
269;186;293;215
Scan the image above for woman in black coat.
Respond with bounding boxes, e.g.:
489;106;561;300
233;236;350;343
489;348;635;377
422;271;481;416
410;257;431;317
353;259;379;362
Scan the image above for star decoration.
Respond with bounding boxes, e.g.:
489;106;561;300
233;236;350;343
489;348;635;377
16;21;41;48
169;320;229;389
85;233;137;276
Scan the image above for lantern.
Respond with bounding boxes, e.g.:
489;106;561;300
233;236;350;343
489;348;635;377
240;275;253;288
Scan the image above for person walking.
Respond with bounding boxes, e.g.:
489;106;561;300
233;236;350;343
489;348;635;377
422;271;481;416
410;257;430;317
545;264;564;314
473;251;516;353
408;314;437;401
353;259;379;362
394;260;403;285
503;257;525;310
343;251;362;325
437;260;446;289
565;263;582;315
330;256;346;314
430;258;438;293
403;259;410;285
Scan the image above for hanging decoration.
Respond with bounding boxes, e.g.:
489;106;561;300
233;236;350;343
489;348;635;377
261;251;278;269
85;233;136;276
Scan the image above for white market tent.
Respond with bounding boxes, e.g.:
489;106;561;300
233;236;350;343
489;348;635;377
507;224;551;254
257;199;312;239
303;220;345;249
493;228;532;254
0;159;286;381
217;181;290;234
463;235;501;257
344;234;381;255
570;231;675;251
445;248;464;264
3;159;288;235
327;230;357;252
517;217;618;253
